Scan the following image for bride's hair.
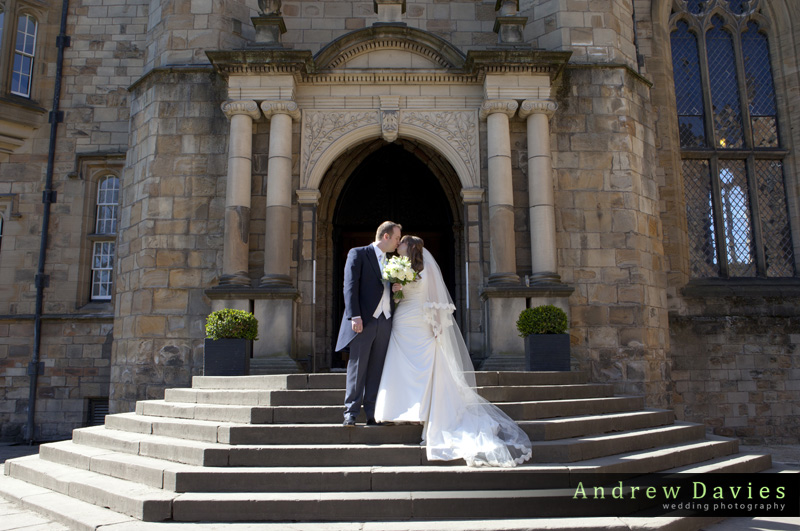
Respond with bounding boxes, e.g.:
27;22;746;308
401;235;425;273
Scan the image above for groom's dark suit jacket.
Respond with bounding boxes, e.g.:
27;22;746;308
335;244;394;352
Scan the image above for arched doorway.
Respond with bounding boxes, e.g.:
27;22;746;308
329;143;458;367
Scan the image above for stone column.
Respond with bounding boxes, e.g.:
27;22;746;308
519;99;561;284
480;99;519;286
461;188;485;354
220;100;261;286
260;100;300;287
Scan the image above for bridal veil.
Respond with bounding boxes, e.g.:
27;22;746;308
420;249;532;467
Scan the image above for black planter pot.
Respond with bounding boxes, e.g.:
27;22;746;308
524;334;570;371
203;338;251;376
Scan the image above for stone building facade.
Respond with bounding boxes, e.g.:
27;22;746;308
0;0;797;444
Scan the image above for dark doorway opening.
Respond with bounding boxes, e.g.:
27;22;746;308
331;143;456;367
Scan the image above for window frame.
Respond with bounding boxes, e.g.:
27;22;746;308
10;11;37;98
74;157;125;309
89;174;120;303
670;1;795;279
0;0;47;103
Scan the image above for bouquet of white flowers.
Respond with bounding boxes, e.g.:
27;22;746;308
382;255;419;300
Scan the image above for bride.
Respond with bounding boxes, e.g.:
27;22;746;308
374;235;532;467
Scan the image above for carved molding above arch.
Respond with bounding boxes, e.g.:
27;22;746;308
314;26;467;71
301;109;481;191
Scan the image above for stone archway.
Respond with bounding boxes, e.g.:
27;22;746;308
314;140;464;369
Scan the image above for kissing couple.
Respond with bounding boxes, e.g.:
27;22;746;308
336;221;532;468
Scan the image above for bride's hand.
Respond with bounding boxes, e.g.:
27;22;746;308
391;283;402;293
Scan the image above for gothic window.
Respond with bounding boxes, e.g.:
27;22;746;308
670;0;795;279
90;175;119;301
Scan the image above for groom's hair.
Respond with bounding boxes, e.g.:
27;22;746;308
376;221;402;242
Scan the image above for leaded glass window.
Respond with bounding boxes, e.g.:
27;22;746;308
670;0;795;278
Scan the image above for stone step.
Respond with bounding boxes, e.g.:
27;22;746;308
166;383;614;408
136;400;276;424
0;474;141;531
105;409;673;446
72;420;707;467
136;394;642;426
497;395;645;420
0;472;730;531
190;371;588;391
519;409;674;441
559;436;740;483
35;436;742;495
478;356;525;371
106;412;425;445
3;454;174;521
38;440;197;490
478;384;615;402
165;453;770;522
72;426;430;467
528;422;707;463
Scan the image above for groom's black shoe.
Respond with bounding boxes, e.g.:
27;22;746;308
366;418;383;426
343;416;356;427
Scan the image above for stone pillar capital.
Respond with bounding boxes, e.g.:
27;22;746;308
221;100;262;120
519;99;558;120
480;99;518;120
296;188;321;205
260;100;301;121
460;188;485;204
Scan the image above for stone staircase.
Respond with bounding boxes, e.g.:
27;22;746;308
0;371;771;530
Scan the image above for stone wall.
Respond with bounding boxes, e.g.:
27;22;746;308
0;320;112;442
145;0;251;70
0;0;149;440
550;65;670;407
522;0;638;68
111;69;227;414
281;0;498;52
670;296;800;444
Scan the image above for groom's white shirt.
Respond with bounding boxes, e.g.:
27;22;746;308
372;242;392;319
353;243;392;321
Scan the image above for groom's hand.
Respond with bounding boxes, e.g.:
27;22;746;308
351;317;363;333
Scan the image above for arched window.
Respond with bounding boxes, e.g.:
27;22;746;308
91;175;119;301
670;0;795;278
95;175;119;234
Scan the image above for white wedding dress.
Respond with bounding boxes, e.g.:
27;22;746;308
374;249;532;467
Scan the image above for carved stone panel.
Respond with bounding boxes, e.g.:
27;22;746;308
301;110;380;189
300;108;480;190
401;110;479;187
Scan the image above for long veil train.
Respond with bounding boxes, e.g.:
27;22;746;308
420;248;532;467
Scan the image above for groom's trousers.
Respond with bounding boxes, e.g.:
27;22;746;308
344;314;391;420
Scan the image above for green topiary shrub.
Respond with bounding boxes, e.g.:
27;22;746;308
205;309;259;341
516;304;568;337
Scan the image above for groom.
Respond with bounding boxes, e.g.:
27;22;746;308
336;221;402;427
